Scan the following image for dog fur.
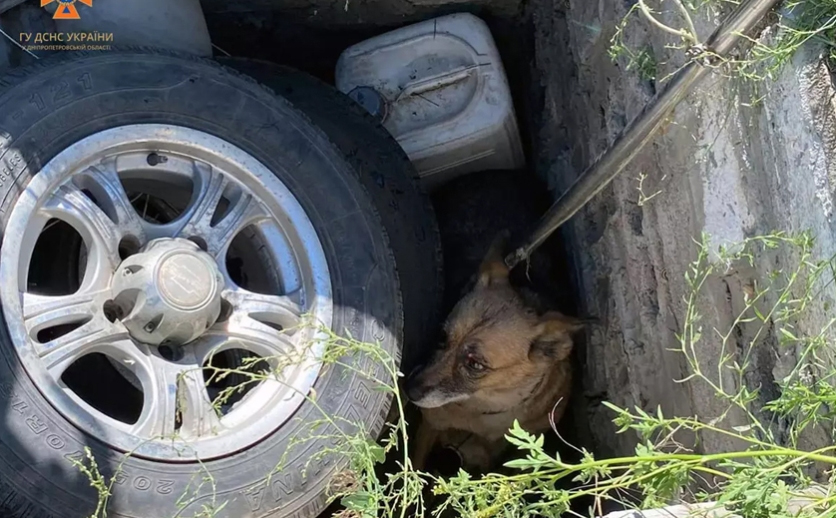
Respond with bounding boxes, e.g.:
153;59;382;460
406;233;584;471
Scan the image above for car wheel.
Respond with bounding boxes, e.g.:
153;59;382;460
217;57;444;370
0;49;402;518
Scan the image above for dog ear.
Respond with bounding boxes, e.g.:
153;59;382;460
530;311;585;361
477;230;511;288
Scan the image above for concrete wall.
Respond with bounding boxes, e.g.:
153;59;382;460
532;0;836;464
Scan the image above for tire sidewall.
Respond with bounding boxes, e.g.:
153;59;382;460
217;58;444;371
0;50;401;518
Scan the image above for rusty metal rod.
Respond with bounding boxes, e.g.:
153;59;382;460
505;0;782;269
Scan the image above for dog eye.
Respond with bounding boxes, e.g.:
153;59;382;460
464;355;485;372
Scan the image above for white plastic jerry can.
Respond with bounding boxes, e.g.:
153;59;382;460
335;13;526;188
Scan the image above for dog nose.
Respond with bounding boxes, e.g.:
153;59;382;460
404;372;427;403
406;383;426;403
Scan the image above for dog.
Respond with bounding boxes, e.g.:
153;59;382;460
406;232;585;472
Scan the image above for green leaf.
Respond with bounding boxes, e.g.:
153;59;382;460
341;491;373;511
367;441;386;464
601;401;631;419
504;458;537;470
505;433;528;449
779;328;797;342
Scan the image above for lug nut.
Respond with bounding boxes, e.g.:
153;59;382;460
147;152;167;166
144;322;156;332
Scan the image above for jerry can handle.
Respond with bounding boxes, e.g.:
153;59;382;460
396;64;481;101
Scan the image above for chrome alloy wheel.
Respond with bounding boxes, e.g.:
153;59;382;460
0;124;333;461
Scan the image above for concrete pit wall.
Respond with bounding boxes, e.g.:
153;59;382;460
535;1;836;471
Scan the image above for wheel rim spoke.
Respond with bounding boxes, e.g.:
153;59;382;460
131;347;222;440
76;159;145;242
211;287;303;361
177;359;223;439
23;289;127;377
23;289;108;328
131;346;179;439
40;319;128;377
176;162;270;257
39;184;121;290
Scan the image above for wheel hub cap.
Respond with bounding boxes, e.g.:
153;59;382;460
112;238;223;346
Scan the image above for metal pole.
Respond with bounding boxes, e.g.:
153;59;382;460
505;0;782;269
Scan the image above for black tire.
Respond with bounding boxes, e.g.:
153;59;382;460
0;49;402;518
217;58;444;370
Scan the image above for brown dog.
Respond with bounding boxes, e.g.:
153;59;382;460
406;233;584;471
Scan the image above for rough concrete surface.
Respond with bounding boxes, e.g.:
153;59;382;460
0;0;25;15
531;0;836;468
201;0;523;26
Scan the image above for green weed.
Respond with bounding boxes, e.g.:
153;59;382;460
68;229;836;518
610;0;836;84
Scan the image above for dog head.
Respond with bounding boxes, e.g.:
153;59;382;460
406;232;583;409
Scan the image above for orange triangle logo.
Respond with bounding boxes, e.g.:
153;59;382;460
41;0;93;20
54;3;80;19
